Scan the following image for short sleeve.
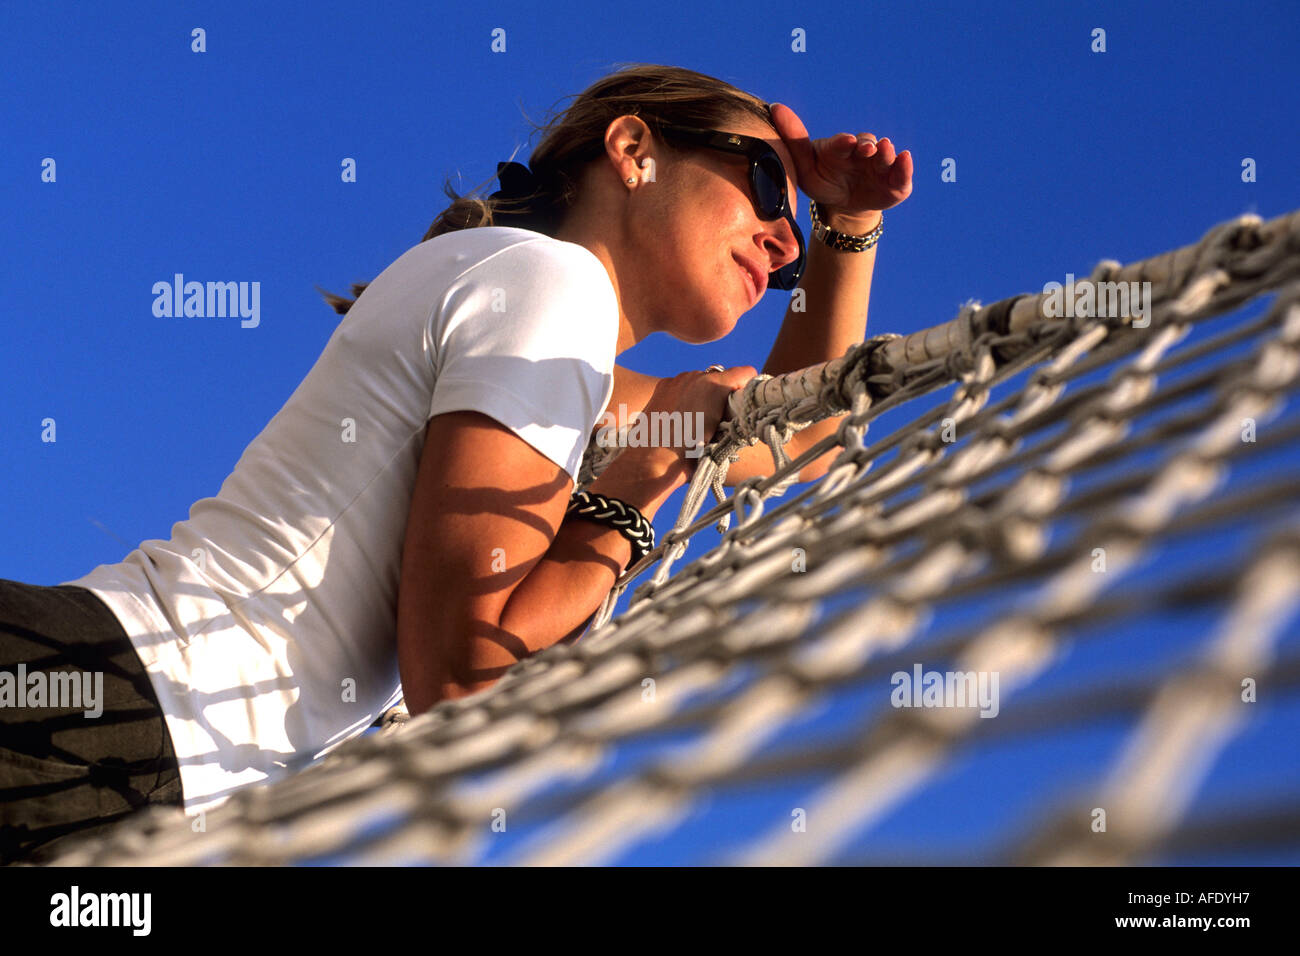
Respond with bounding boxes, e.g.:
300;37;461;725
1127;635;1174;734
427;235;619;488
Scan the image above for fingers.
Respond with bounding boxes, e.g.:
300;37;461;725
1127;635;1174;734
715;364;758;390
695;364;757;399
846;133;907;168
699;364;755;378
891;148;914;190
862;136;896;165
813;125;909;167
859;136;915;192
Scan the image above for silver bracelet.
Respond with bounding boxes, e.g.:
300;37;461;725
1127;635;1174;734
809;201;883;252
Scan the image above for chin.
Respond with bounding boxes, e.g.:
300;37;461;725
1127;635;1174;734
683;319;735;344
667;300;741;344
713;313;743;341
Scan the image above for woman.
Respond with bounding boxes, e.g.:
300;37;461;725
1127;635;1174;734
0;63;912;863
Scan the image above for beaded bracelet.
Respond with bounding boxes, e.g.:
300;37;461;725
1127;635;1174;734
566;490;656;571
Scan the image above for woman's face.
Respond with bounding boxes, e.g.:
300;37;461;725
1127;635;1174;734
631;116;802;344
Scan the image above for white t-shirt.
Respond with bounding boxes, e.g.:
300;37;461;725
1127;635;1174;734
61;227;619;814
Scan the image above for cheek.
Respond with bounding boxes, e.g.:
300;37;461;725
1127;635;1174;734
667;232;714;299
653;181;744;316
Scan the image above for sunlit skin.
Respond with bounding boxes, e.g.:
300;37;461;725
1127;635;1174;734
554;103;912;351
769;100;913;227
399;102;914;713
553;102;914;484
553;112;803;349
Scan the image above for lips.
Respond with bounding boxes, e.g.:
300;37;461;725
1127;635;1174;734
732;253;767;306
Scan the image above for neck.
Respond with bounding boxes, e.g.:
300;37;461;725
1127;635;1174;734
551;216;647;356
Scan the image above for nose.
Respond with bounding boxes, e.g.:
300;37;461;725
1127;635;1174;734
759;214;802;274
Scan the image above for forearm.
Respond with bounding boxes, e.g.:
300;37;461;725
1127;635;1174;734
765;208;883;376
730;208;885;483
435;452;682;702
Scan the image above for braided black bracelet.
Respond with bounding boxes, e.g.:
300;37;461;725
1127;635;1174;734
565;490;655;571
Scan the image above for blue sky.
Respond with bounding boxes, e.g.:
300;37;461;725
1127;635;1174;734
3;0;1298;864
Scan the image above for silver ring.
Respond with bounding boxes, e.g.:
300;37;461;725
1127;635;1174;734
704;364;726;373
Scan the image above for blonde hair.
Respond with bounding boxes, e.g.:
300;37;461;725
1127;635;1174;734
317;63;775;314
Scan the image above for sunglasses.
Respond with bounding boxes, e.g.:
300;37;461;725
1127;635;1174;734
651;123;806;290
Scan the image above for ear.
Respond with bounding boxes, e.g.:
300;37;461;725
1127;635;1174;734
603;114;659;182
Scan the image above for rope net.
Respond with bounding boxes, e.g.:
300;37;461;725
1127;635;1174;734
44;209;1300;866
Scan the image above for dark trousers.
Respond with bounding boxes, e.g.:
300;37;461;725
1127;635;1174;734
0;578;182;865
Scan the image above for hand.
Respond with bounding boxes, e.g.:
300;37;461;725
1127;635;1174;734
769;102;913;220
596;365;757;503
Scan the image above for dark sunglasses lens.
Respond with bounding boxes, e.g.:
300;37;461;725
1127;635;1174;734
753;157;786;216
770;218;806;290
772;260;800;290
